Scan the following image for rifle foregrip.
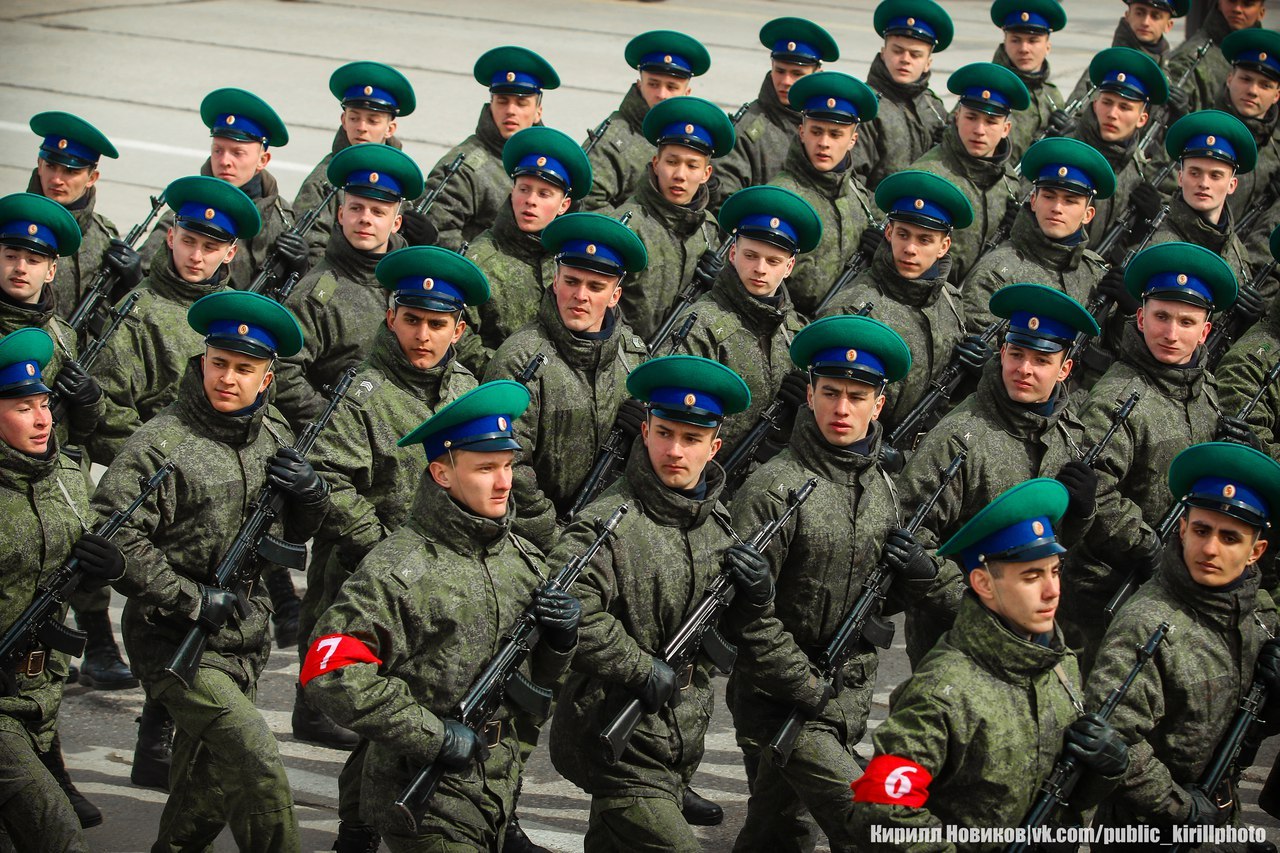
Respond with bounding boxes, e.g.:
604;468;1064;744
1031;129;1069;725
164;626;207;689
601;698;644;765
768;711;805;767
394;763;444;834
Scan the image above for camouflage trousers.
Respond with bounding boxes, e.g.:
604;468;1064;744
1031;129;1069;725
584;793;700;853
0;723;87;853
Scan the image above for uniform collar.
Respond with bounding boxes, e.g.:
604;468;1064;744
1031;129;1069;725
536;286;623;372
867;52;934;102
1118;318;1207;401
0;428;61;492
783;136;855;200
368;322;460;402
1011;204;1088;272
173;355;268;447
947;592;1071;686
409;471;514;558
712;264;793;335
789;406;882;485
622;435;726;530
638;163;711;232
1157;539;1261;630
867;241;953;308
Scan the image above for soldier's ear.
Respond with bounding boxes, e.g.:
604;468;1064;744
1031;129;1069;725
85;169;100;190
429;458;453;489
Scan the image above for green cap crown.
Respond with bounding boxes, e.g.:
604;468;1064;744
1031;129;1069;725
329;61;416;116
200;88;289;148
0;192;82;257
1165;109;1257;174
1169;441;1280;528
29;111;118;167
790;315;912;384
626;355;751;427
990;283;1100;353
626;31;711;78
502;127;594;199
0;327;55;399
1222;29;1280;80
720;185;823;254
641;96;737;158
875;170;975;231
938;478;1069;572
1088;47;1170;105
164;175;261;242
949;62;1032;114
1124;241;1238;311
990;0;1067;32
397;380;531;461
874;0;954;52
187;290;304;359
759;17;840;64
474;46;561;93
376;246;490;311
541;212;648;276
787;72;879;125
1020;137;1117;199
327;143;425;202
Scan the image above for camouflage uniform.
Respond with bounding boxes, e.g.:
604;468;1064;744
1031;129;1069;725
1216;90;1280;235
1065;18;1171;107
853;55;948;191
1216;300;1280;458
0;435;90;853
993;45;1064;162
305;481;572;849
93;358;320;851
713;75;803;208
768;139;874;319
425;106;511;251
1166;7;1258;113
1070;107;1163;258
1148;196;1262;303
25;172;118;324
484;292;647;551
582;85;653;213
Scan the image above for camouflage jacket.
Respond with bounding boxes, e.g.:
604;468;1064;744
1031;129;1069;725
1065;18;1171;107
1216;299;1280;458
1070;107;1163;259
713;74;803;208
854;54;947;191
426;105;511;251
1149;196;1261;303
993;45;1064;163
484;291;647;551
1166;7;1255;114
25;173;119;324
582;84;653;213
1216;89;1280;234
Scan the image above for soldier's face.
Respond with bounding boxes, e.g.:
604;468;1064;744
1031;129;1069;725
200;346;273;413
340;107;397;145
0;246;56;304
652;145;713;205
1177;157;1238;218
1123;3;1176;43
887;221;951;279
955;107;1012;159
35;159;98;206
1002;31;1050;73
1137;298;1211;365
386;306;464;370
730;237;795;298
430;449;514;518
511;176;571;233
1030;187;1095;239
971;555;1061;637
807;376;884;446
210;138;269;188
553;264;622;334
489;93;543;140
166;226;237;283
881;37;933;85
638;72;693;110
1000;343;1071;405
769;60;817;107
1219;0;1266;30
1227;67;1280;119
1092;93;1149;142
1180;508;1268;586
641;415;721;490
337;194;403;253
0;393;52;456
798;118;857;173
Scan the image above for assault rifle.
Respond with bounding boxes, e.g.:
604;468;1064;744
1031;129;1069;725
1135;42;1212;159
813;227;885;316
583;117;612;155
648;236;734;353
1094;162;1173;262
1203;259;1276;370
67;192;165;336
248;183;337;299
415;155;465;217
730;103;751;125
50;291;140;424
1080;391;1141;468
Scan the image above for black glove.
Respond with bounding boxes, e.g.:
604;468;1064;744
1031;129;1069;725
1165;85;1192;122
1056;459;1099;521
725;543;774;607
267;446;329;504
436;719;482;769
1216;416;1265;451
857;225;884;259
102;238;143;290
1129;182;1165;225
777;371;809;411
1232;284;1265;332
1097;265;1141;315
271;231;309;280
998;196;1021;236
613;398;647;439
693;247;725;289
931;120;947;147
195;584;238;634
71;533;125;583
881;527;938;582
1257;638;1280;695
952;334;994;378
1045;108;1077;138
533;586;581;651
800;672;835;718
53;359;101;408
1135;537;1164;584
878;443;905;475
398;206;438;247
1063;712;1129;777
635;658;677;713
1184;784;1230;827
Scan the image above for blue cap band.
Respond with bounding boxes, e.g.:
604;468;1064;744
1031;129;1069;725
657;121;715;152
344;168;404;198
961;85;1012;112
0;220;59;253
889;196;952;227
960;515;1064;573
885;16;938;44
514;152;572;190
1008;310;1077;345
639;51;693;74
810;345;887;381
394;275;466;310
1003;10;1052;29
1182;132;1239;165
175;202;238;239
211;113;269;147
1188;475;1271;522
205;318;279;355
1143;270;1216;305
648;386;725;418
557;238;625;272
343;84;399;109
1099;69;1150;100
802;95;860;119
39;134;100;165
737;212;799;248
1035;163;1095;193
1234;48;1280;78
490;70;542;92
771;39;822;61
0;359;49;397
423;412;520;461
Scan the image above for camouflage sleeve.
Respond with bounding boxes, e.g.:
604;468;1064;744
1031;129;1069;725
426;158;478;252
1078;384;1156;559
48;327;103;446
958;256;1008;335
712;139;753;210
137;209;175;278
582;135;625;213
897;429;971;621
311;403;386;560
1216;339;1280;457
273;292;329;430
84;318;145;465
454;324;493;381
292;162;334;260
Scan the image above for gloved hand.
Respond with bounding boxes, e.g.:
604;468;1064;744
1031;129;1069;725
1135;537;1164;584
878;443;905;475
398;207;438;247
1184;784;1230;827
194;584;239;634
268;447;329;505
1165;85;1192;122
1256;638;1280;694
613;398;647;439
881;527;938;582
53;359;101;408
271;231;309;280
102;238;143;290
952;334;994;378
436;719;483;769
777;371;810;410
1056;459;1099;521
725;543;774;607
931;120;948;147
533;586;581;651
1097;265;1140;315
799;671;836;718
1216;416;1265;451
693;247;725;289
1045;108;1077;138
1129;182;1165;225
997;195;1021;237
857;224;884;260
1063;712;1129;777
634;657;677;713
71;533;125;583
1232;284;1265;332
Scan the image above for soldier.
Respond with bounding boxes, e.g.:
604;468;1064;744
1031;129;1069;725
463;125;592;375
1057;242;1238;672
1087;441;1280;838
581;30;711;212
26;111;140;324
1167;0;1268;113
819;170;987;440
614;95;733;341
989;0;1068;160
428;47;560;250
548;355;769;850
961;137;1114;334
1061;1;1188;119
484;212;648;551
93;290;323;851
727;315;934;851
672;185;818;459
0;328;124;846
898;284;1101;665
713;17;839;205
767;71;878;319
274;143;423;430
910;61;1029;284
849;479;1128;848
1220;29;1280;236
137;88;303;292
293;61;422;262
852;0;953;191
1217;226;1280;457
303;381;581;851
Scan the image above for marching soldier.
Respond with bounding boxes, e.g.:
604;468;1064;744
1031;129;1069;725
483;212;648;551
911;61;1029;284
1217;226;1280;458
1219;29;1280;236
428;47;560;250
1167;0;1268;113
26;112;140;324
849;479;1128;848
767;71;878;319
1062;0;1187;119
853;0;952;191
303;381;581;851
713;17;839;205
581;30;711;212
989;0;1068;160
93;290;324;851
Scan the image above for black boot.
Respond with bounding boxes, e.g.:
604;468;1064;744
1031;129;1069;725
504;776;551;853
681;787;723;826
39;733;102;828
292;685;359;750
332;821;380;853
265;568;302;648
131;698;173;790
75;609;138;690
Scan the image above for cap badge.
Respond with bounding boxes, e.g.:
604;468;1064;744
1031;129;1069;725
684;393;697;406
25;363;35;377
846;348;858;362
57;138;68;150
497;416;508;430
369;172;379;184
914;198;925;209
1207;135;1217;145
226;114;236;125
1057;166;1069;177
1262;52;1270;61
907;17;916;26
237;323;249;335
26;224;37;235
1028;316;1041;330
1117;72;1127;83
787;41;797;51
1020;11;1030;21
536;156;547;167
685;123;695;134
586;243;597;255
423;277;434;290
1032;520;1045;536
982;89;992;100
1177;273;1188;285
506;72;516;83
1224;483;1238;498
443;439;452;449
827;97;837;108
664;54;673;64
769;216;781;228
204;208;216;220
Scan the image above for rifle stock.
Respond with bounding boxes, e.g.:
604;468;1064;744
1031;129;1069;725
888;320;1003;450
648;238;733;353
67;192;165;335
248;184;338;299
415;155;465;216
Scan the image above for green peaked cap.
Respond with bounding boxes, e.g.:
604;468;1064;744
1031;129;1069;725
200;88;288;147
1124;241;1238;310
990;283;1099;353
875;170;974;230
541;212;648;275
29;111;118;167
990;0;1067;32
0;327;55;398
164;175;261;242
327;143;425;202
187;290;304;359
626;354;751;427
0;192;82;257
874;0;954;52
938;478;1069;572
397;380;531;460
787;72;879;124
1165;109;1257;174
1088;47;1170;105
625;31;711;78
1169;441;1280;527
376;245;490;311
1222;28;1280;80
948;62;1032;114
720;185;822;254
1020;137;1116;199
642;96;736;158
790;315;912;384
502;126;593;199
474;46;561;93
329;61;416;116
759;17;840;64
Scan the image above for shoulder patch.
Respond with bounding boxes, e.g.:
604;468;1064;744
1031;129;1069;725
147;423;188;456
348;373;384;406
309;271;341;306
